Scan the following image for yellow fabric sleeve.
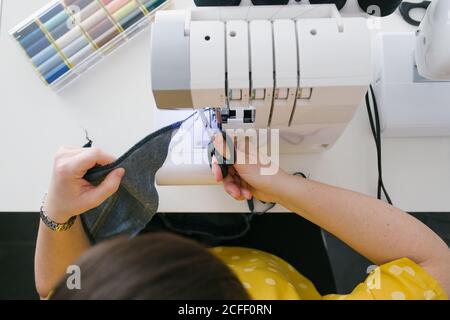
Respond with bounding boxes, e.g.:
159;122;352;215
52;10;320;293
324;258;448;300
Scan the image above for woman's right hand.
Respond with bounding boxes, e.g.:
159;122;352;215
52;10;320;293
44;147;125;224
211;133;288;203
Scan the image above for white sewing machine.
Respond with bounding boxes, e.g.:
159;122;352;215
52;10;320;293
150;4;373;184
375;0;450;137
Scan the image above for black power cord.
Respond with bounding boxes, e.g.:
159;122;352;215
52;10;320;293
365;84;393;205
247;172;307;213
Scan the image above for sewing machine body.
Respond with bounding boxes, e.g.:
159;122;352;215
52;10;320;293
150;5;372;184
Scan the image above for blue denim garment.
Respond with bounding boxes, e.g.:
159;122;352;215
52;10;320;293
80;119;271;244
81;122;182;243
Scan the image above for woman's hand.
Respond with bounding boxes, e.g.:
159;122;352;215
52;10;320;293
44;147;125;223
211;133;288;203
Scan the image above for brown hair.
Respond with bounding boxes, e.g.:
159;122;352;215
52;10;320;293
51;232;249;300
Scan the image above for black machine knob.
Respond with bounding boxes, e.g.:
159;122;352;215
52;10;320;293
358;0;403;17
309;0;347;11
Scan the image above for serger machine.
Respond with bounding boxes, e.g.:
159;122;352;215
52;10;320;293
150;5;373;184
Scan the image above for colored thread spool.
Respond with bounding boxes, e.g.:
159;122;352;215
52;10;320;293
120;7;145;30
142;0;166;12
45;61;71;84
12;0;168;87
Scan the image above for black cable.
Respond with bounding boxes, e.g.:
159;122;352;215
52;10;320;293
371;86;392;204
365;84;393;205
368;85;392;204
246;172;307;213
82;129;93;148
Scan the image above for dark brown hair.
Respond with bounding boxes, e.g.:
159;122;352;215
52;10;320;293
51;232;249;300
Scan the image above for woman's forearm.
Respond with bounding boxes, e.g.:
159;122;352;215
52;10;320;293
35;217;90;298
275;174;450;292
34;147;124;298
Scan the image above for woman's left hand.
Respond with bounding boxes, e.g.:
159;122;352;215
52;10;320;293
44;147;125;223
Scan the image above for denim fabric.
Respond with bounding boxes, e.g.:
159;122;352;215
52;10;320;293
81;119;270;243
80;118;269;244
81;122;182;243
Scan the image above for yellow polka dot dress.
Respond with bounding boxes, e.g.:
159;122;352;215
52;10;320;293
210;247;448;300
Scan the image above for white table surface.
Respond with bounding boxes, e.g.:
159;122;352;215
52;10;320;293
0;0;449;213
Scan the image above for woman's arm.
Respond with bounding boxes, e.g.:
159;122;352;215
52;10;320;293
212;134;450;295
35;147;124;298
35;217;90;299
276;175;450;294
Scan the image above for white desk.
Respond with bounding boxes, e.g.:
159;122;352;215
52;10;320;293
0;0;449;213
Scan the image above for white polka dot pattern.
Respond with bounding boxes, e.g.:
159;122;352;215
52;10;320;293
391;291;406;300
210;248;447;300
